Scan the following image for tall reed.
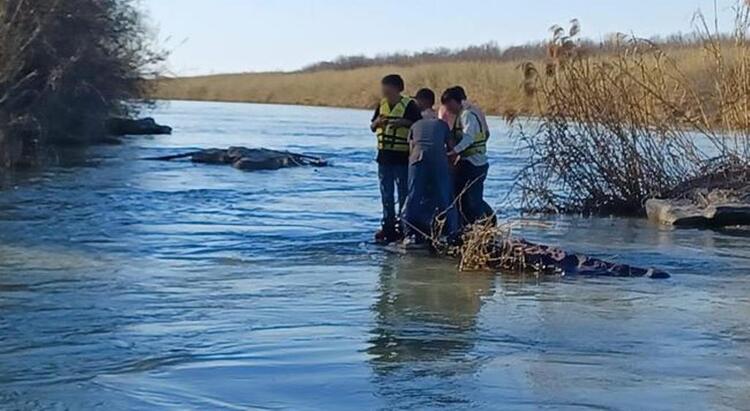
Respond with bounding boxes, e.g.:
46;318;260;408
515;2;750;215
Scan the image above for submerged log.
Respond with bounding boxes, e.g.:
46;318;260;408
106;117;173;136
147;146;328;172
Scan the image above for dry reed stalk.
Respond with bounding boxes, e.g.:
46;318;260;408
514;3;750;215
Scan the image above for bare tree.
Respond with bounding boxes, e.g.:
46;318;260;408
0;0;163;168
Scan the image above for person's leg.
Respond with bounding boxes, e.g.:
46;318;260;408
454;161;471;225
433;157;459;236
402;161;429;238
395;164;409;217
378;163;397;233
461;162;489;225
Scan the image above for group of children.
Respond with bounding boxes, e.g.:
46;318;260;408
370;74;492;246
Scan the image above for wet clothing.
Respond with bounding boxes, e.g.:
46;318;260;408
450;103;490;225
455;161;490;225
378;163;409;232
402;119;459;237
371;99;422;165
372;96;421;234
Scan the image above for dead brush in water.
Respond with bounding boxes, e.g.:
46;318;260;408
453;218;521;272
424;199;529;273
514;3;750;215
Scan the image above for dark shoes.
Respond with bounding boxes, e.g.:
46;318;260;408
374;226;402;245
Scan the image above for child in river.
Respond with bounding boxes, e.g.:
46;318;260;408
401;88;459;246
370;74;422;243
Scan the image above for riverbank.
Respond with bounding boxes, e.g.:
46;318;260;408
151;47;709;116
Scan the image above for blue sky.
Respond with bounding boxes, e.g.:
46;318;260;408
142;0;737;75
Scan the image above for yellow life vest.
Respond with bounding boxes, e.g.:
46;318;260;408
376;96;413;152
453;108;488;157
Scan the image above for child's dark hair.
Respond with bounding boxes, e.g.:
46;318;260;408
441;87;464;104
453;86;468;101
415;88;435;106
381;74;405;92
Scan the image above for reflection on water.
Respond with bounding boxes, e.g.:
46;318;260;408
0;101;749;410
369;257;494;409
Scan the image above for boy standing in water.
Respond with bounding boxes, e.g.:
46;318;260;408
401;88;459;246
441;87;490;225
370;74;422;243
415;88;438;120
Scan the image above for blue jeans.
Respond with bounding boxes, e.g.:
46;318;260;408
402;157;459;237
455;161;490;225
378;163;409;230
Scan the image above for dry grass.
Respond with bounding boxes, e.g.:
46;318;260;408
516;4;750;215
152;60;542;116
153;47;721;118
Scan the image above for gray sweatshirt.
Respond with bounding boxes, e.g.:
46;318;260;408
408;119;452;165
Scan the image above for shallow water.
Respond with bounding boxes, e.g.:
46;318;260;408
0;101;749;410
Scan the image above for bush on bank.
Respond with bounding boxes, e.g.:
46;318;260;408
516;9;750;215
0;0;162;168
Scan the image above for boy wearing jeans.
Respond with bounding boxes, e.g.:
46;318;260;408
370;75;422;243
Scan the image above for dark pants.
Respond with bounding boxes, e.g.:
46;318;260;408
378;163;409;230
402;157;459;238
455;161;490;225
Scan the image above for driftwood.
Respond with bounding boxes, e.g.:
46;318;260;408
146;146;328;171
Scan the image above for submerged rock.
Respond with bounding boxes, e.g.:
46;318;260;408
190;148;229;164
106;117;172;136
646;197;750;227
647;165;750;227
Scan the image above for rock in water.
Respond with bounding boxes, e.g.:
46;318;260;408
646;198;750;227
191;148;230;165
147;146;328;172
651;164;750;227
106;117;172;136
232;152;290;171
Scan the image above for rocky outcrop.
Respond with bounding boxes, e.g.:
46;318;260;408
646;164;750;228
148;146;328;172
646;197;750;227
106;117;172;136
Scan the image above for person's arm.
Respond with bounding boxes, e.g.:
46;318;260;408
370;106;384;132
450;110;480;155
390;100;422;128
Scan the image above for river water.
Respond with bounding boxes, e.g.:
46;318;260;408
0;101;749;410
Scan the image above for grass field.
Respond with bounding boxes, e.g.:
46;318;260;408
150;60;533;115
150;46;714;116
